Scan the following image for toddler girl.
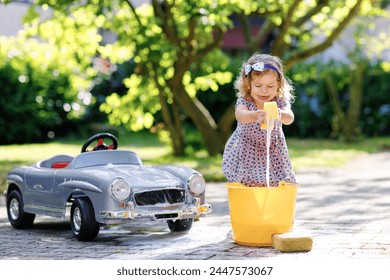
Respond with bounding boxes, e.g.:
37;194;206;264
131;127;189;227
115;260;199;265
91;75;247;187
222;53;296;187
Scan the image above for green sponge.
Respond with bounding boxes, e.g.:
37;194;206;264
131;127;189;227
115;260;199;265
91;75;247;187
272;231;313;252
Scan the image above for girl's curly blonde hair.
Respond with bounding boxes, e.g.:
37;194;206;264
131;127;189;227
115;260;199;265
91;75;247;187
234;53;294;104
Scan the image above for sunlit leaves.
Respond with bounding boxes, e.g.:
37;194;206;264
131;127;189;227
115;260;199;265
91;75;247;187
22;6;41;23
100;72;161;131
0;34;89;142
98;43;134;63
379;61;390;72
194;71;234;92
15;0;239;136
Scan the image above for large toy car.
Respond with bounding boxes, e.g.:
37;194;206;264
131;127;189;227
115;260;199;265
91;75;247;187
5;133;211;241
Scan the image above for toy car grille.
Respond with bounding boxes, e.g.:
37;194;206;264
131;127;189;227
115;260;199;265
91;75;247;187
134;189;185;206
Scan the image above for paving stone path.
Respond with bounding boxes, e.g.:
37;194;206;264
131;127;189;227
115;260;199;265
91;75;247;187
0;152;389;260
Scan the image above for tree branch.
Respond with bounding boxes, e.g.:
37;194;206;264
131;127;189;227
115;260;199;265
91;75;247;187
236;12;276;54
191;26;224;62
252;18;276;46
237;12;252;45
151;0;181;45
123;0;142;26
185;17;197;52
284;0;364;70
294;0;330;28
272;0;302;56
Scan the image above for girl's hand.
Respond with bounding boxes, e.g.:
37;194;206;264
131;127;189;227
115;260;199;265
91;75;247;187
255;110;265;123
279;107;295;125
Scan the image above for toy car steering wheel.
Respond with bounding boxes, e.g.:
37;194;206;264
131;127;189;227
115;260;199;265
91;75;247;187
81;133;118;153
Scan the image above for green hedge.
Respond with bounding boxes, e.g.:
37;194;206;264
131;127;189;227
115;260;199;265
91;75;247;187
285;60;390;139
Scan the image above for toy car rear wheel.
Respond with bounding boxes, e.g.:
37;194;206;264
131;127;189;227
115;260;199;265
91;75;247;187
167;218;193;232
70;197;100;241
6;189;35;229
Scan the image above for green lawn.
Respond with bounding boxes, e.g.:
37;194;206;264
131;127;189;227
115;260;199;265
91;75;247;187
1;134;390;193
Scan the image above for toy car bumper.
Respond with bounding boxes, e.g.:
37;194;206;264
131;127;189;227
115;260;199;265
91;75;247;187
100;198;212;222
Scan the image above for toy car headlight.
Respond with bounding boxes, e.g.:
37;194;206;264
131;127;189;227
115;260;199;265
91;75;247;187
110;179;130;201
188;174;206;197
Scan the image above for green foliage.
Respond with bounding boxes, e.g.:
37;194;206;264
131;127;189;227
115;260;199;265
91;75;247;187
0;36;91;144
361;62;390;136
96;1;235;132
0;2;121;144
285;59;390;139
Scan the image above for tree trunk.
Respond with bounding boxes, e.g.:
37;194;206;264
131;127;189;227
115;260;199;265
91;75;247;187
171;97;185;155
168;77;225;155
324;75;345;138
344;62;365;142
324;62;365;142
153;68;185;156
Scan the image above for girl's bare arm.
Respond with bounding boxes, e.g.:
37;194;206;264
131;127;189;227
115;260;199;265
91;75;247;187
235;104;263;124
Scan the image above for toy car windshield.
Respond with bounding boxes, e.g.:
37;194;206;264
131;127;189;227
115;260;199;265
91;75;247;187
72;150;143;169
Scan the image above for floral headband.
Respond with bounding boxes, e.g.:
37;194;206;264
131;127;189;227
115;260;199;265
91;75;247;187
244;62;281;80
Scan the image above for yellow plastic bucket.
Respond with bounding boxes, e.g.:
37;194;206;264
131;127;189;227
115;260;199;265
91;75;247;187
227;181;298;246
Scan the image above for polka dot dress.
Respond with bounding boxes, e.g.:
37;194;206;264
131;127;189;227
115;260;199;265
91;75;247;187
222;97;296;187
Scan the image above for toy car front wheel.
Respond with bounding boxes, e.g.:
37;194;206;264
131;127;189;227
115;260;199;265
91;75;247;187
70;198;100;241
167;218;193;232
6;189;35;229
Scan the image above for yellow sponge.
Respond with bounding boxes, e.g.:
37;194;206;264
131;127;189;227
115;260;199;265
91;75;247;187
261;101;279;130
264;101;279;120
272;231;313;252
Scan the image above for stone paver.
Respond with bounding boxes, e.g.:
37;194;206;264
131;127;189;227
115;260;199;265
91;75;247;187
0;152;389;261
